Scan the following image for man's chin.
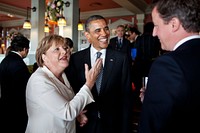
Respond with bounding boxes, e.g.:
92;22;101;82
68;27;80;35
100;43;109;48
100;42;108;47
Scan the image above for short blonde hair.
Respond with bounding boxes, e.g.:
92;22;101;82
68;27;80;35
36;34;67;67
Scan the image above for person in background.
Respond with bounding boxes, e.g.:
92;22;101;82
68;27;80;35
128;27;141;50
127;26;141;86
25;34;102;133
132;22;161;109
127;27;141;73
135;22;161;75
109;25;132;66
66;15;132;133
128;27;141;41
138;0;200;132
0;35;31;132
109;25;131;60
65;37;74;54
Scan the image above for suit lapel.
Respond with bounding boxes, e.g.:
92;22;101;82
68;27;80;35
83;47;92;68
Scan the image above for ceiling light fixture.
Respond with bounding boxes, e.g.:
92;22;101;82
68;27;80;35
44;12;50;33
44;24;50;33
78;8;83;31
23;7;37;29
57;16;67;27
57;1;70;27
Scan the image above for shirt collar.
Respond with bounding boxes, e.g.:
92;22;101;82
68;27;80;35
118;37;123;41
11;51;22;57
173;35;200;50
91;45;106;57
90;45;106;67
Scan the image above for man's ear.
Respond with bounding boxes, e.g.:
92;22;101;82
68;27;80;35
171;17;181;32
84;31;90;40
22;48;27;54
84;31;91;43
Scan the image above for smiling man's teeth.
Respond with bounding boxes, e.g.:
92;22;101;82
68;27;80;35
99;38;107;42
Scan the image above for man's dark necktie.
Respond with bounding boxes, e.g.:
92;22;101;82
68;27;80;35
117;38;122;49
96;52;103;94
119;39;122;45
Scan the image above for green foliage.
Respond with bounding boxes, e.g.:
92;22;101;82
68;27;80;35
46;0;64;22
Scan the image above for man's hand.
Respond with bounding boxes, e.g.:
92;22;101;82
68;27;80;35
77;110;88;127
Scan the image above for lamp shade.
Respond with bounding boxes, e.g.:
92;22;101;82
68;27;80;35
57;17;66;26
44;24;50;33
78;22;83;31
23;20;31;29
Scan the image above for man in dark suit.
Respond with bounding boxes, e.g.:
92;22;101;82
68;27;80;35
0;34;31;132
66;15;133;133
109;24;132;64
132;22;161;109
138;0;200;133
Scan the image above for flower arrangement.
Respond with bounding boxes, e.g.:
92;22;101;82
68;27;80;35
46;0;64;22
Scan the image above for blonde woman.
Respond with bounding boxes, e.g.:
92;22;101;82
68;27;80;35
25;34;102;133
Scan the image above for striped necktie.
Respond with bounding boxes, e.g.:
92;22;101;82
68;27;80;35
96;51;102;61
96;52;103;94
